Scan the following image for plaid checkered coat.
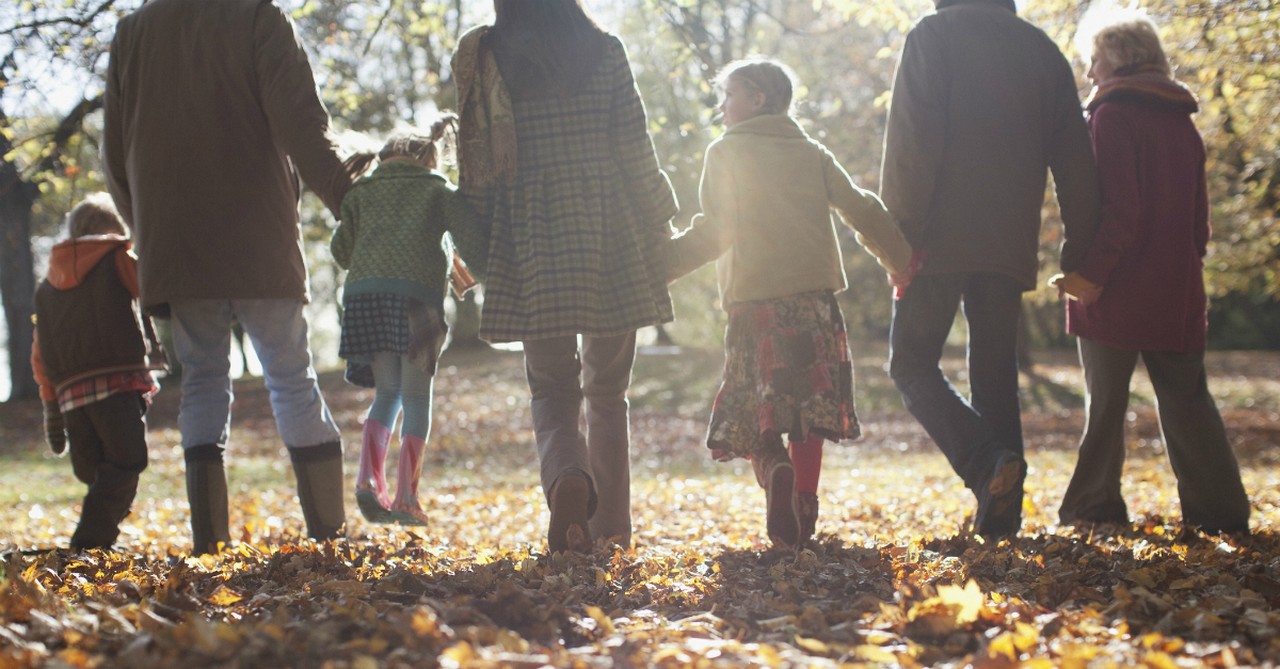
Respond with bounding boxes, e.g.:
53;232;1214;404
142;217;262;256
467;34;678;343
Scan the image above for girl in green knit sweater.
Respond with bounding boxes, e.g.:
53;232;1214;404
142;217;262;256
332;115;489;525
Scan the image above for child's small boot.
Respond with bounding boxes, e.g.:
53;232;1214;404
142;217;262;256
355;419;393;522
790;436;824;545
70;463;141;550
753;445;799;549
388;434;429;526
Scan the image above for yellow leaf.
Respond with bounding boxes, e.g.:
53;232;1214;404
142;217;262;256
937;580;983;625
989;632;1018;661
207;585;243;607
585;605;616;636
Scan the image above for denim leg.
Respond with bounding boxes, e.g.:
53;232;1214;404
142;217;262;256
963;274;1025;459
170;300;235;449
581;331;637;546
233;299;341;449
368;352;404;431
523;336;593;508
398;353;435;441
1143;350;1250;531
889;273;1006;489
1059;338;1136;524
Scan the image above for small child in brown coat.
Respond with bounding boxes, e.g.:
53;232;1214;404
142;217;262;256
32;193;165;550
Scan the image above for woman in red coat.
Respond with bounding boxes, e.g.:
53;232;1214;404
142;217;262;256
1056;13;1250;533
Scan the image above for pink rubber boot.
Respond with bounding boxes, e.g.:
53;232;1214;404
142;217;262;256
355;419;393;522
389;434;429;526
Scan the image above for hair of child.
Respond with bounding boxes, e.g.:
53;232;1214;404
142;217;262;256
67;192;128;239
341;113;462;180
715;58;798;116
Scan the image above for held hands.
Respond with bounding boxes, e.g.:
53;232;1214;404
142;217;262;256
1049;272;1102;306
890;250;927;300
43;400;66;455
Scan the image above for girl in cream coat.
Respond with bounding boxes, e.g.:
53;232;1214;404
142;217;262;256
669;59;913;548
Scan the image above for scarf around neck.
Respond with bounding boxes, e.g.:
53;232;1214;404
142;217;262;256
1084;64;1198;116
452;25;518;190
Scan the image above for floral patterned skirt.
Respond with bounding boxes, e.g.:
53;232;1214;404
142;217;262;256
706;291;860;460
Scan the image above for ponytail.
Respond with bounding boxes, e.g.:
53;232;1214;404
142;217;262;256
342;151;379;180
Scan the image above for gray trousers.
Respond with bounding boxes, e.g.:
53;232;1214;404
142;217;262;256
1059;337;1250;531
523;331;637;546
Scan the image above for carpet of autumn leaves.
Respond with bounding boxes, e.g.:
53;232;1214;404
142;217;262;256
2;345;1279;668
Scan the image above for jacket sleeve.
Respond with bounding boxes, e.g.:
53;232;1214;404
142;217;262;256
1047;56;1101;272
101;26;133;228
607;37;678;236
669;143;733;280
1076;104;1140;286
253;3;352;218
879;24;947;248
1193;141;1210;257
824;148;912;275
444;188;490;281
330;197;356;270
30;330;56;403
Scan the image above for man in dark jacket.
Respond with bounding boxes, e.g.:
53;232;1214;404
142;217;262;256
102;0;354;554
880;0;1100;538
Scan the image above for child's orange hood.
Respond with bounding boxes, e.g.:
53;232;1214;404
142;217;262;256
46;235;133;290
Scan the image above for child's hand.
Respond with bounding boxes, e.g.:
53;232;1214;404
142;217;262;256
1050;272;1102;306
891;250;927;300
43;401;66;455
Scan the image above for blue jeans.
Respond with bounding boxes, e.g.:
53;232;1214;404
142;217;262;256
170;299;340;450
889;273;1024;490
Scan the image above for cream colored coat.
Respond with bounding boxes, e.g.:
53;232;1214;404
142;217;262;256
670;114;911;308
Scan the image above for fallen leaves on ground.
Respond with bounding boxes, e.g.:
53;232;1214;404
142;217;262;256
2;346;1279;667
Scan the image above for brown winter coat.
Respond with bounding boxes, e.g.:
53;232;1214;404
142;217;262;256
880;0;1099;288
102;0;352;311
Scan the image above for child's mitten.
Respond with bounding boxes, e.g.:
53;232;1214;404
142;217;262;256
43;401;66;455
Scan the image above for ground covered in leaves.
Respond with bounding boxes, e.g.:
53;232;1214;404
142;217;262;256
2;345;1279;667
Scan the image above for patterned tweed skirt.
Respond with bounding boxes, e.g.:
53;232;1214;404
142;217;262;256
706;291;861;460
339;293;412;388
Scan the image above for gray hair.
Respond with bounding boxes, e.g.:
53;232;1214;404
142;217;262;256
1077;8;1171;77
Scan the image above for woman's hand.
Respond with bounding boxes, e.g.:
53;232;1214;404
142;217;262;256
1050;272;1102;306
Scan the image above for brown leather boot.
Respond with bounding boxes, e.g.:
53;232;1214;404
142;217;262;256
547;471;592;554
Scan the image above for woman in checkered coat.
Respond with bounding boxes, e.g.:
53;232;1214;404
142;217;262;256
454;0;677;553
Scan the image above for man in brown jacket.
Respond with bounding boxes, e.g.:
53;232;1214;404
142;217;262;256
102;0;354;554
880;0;1099;538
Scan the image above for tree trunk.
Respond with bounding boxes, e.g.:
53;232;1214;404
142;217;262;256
0;163;38;402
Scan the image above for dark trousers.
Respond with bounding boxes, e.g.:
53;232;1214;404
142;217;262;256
64;391;149;549
889;273;1024;490
1059;338;1250;531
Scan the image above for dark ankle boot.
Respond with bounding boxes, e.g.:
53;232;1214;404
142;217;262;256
289;441;346;541
184;444;230;555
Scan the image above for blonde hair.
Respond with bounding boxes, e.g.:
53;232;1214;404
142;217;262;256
1078;8;1171;77
67;193;127;238
716;58;798;116
343;113;461;179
